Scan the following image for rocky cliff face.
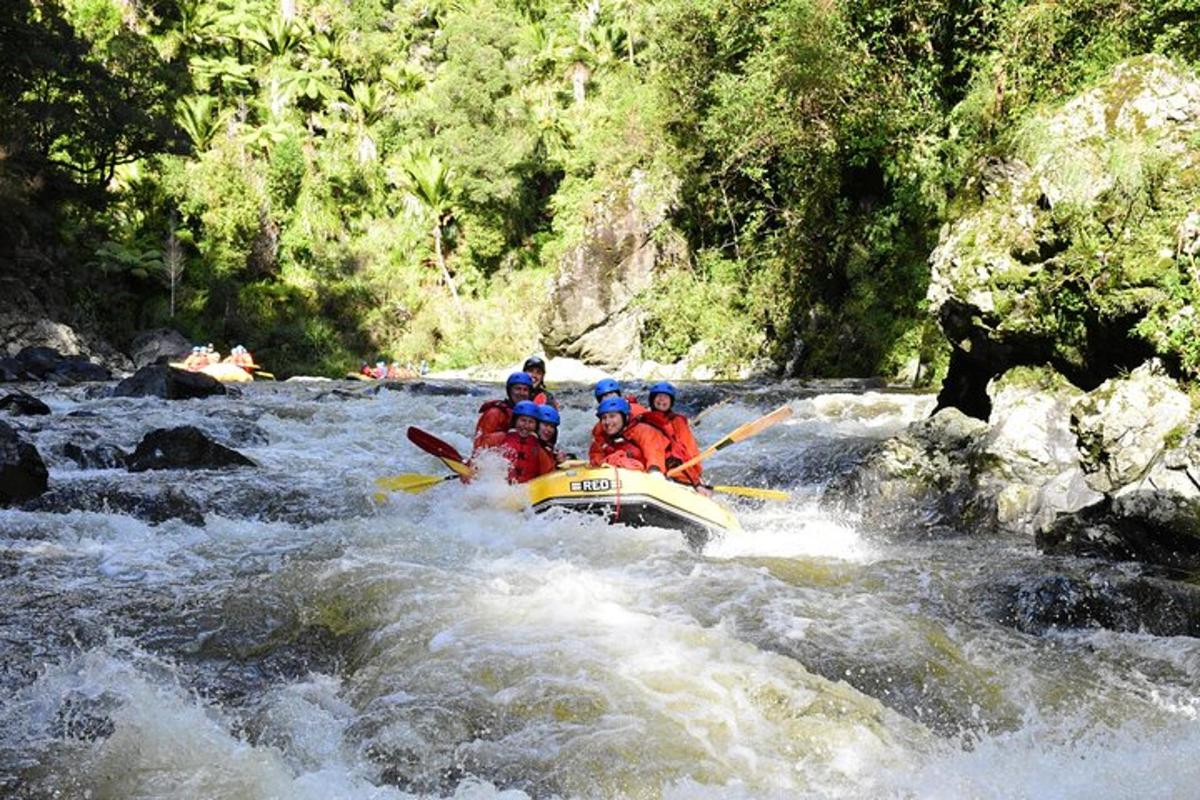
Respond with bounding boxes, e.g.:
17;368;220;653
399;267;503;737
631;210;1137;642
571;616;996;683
539;172;686;368
831;360;1200;572
0;277;133;375
928;55;1200;418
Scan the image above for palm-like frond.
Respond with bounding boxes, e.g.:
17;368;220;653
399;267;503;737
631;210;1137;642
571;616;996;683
176;95;223;150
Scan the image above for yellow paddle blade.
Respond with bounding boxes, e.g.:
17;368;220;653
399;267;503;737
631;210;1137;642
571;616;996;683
374;473;452;495
254;370;275;380
711;485;791;501
439;456;473;478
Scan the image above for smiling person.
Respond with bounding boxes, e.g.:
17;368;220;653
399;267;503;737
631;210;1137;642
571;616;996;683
522;356;559;410
473;400;556;483
588;396;669;474
474;371;535;450
534;403;575;465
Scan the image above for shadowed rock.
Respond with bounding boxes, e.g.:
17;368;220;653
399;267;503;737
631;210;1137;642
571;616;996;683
126;426;255;472
59;442;130;470
129;328;192;369
24;484;205;527
1001;570;1200;636
0;420;48;505
0;392;51;416
113;365;226;400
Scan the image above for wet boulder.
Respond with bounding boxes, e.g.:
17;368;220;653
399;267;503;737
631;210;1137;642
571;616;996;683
0;420;49;505
823;408;995;536
113;365;226;400
0;392;51;416
24;484;205;527
978;366;1101;532
129;328;192;369
3;346;112;383
59;442;130;470
125;426;255;472
1038;492;1200;571
1001;569;1200;637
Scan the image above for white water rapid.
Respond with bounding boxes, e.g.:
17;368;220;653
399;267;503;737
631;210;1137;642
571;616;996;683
1;380;1197;799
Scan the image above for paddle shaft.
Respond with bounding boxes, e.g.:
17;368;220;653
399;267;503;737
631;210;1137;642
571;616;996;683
667;404;793;478
711;485;790;501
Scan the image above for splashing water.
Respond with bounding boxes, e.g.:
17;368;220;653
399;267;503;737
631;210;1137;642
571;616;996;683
1;380;1196;798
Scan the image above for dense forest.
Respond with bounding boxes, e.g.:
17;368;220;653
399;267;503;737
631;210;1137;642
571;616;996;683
2;0;1198;377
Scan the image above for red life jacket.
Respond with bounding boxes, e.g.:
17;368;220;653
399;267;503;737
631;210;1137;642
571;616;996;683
474;399;513;450
588;421;669;472
532;388;559;409
638;410;703;485
477;430;556;483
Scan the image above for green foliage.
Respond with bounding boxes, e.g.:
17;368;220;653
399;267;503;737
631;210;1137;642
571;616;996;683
6;0;1200;381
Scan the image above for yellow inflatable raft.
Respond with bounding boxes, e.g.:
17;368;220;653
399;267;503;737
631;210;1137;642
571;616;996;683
526;466;741;550
170;362;254;383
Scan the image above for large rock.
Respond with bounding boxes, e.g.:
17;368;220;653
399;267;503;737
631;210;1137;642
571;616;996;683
0;346;112;383
1038;492;1200;571
1070;360;1193;493
1000;569;1200;637
823;408;994;536
1033;361;1200;570
0;392;51;416
0;420;48;505
129;328;192;369
113;365;226;400
827;365;1101;538
979;367;1101;532
125;426;255;472
0;277;133;375
24;484;205;526
540;171;686;367
928;56;1200;417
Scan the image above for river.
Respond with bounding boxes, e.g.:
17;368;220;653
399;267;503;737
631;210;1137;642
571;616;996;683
1;379;1197;799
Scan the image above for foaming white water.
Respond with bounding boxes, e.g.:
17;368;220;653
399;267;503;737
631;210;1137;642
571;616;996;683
7;380;1199;798
887;716;1200;799
342;508;930;797
8;645;532;800
708;499;875;561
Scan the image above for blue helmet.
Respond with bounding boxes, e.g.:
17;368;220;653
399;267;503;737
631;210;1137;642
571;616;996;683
512;400;540;420
648;381;677;406
593;378;621;400
535;404;560;425
596;396;631;419
507;371;534;389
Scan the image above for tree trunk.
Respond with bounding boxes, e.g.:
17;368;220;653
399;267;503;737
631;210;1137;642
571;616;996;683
433;222;463;315
571;62;589;107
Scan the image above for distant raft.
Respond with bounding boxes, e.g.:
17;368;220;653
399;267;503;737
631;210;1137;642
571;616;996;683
525;466;741;550
170;362;254;383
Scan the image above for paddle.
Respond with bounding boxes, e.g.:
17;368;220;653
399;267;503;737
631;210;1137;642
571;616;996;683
407;426;472;477
666;404;794;478
711;485;790;501
375;473;457;493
